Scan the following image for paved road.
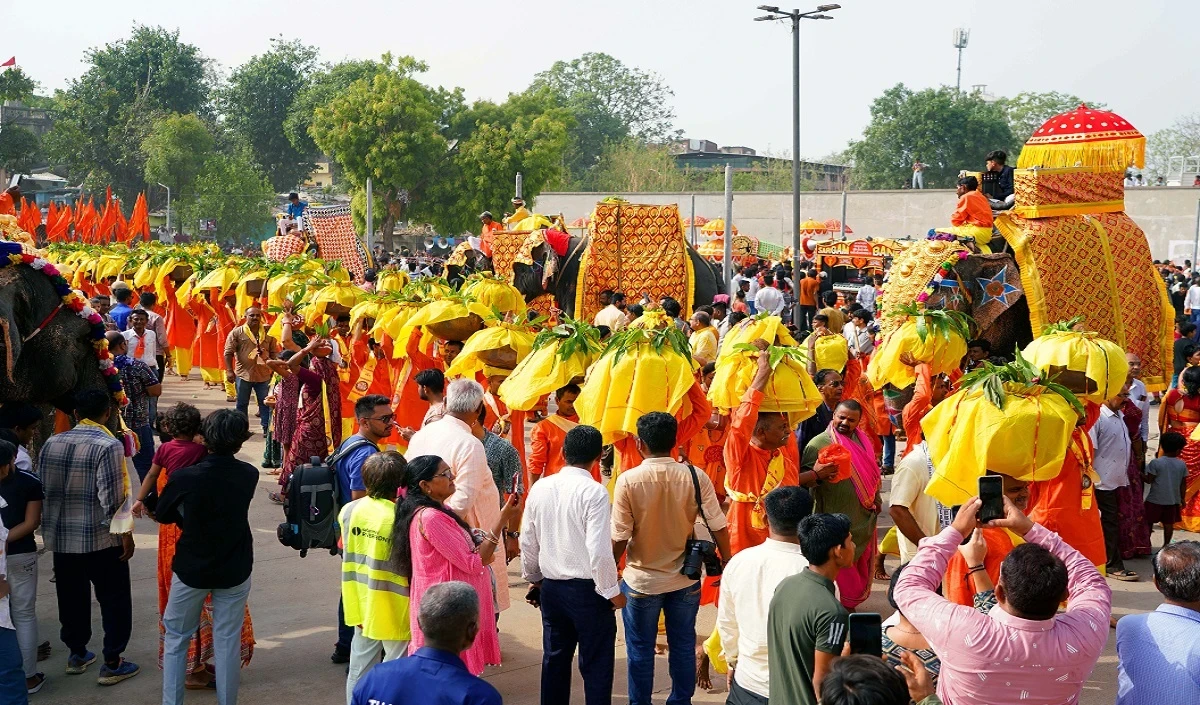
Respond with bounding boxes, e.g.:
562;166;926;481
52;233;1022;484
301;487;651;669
34;375;1180;704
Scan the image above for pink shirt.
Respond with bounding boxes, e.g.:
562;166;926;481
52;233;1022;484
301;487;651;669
895;524;1111;705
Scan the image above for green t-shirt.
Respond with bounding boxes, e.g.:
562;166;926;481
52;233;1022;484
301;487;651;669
767;568;849;705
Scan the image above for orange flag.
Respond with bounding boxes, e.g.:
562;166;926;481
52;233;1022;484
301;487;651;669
18;198;40;237
48;203;72;242
124;193;149;242
95;197;118;244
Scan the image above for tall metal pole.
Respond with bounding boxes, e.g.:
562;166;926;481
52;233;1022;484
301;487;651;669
165;187;171;238
840;190;847;240
691;193;700;248
956;46;963;92
1192;198;1200;266
790;14;803;323
724;165;734;293
515;172;524;200
365;177;373;254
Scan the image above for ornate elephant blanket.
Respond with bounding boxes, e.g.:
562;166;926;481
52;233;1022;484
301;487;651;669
995;211;1174;390
574;203;694;323
303;205;370;283
489;231;531;280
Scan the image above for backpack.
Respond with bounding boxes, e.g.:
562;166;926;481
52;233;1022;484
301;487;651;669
277;438;378;557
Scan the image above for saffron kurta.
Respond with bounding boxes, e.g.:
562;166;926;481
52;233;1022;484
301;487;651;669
613;381;713;477
529;414;591;481
723;389;799;555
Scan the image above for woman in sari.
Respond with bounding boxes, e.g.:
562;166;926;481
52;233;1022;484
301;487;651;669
1160;366;1200;532
1118;390;1152;558
801;399;882;609
270;334;342;502
391;456;520;675
132;403;254;687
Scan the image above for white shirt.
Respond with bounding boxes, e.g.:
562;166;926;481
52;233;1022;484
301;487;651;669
406;415;509;611
14;446;31;474
857;284;878;312
1129;378;1150;442
844;322;875;355
889;444;940;564
730;274;746;297
716;539;811;698
519;466;620;599
0;496;11;630
122;328;158;368
1186;285;1200;312
593;304;628;331
1089;405;1131;491
746;276;761;301
754;286;785;316
135;306;168;355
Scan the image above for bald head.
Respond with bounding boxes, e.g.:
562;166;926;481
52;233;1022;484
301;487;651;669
105;331;127;355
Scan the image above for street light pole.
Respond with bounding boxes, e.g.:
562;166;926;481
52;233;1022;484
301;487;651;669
157;182;171;239
755;4;840;324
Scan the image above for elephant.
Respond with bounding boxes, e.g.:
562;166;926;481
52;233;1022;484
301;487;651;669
0;262;122;453
510;235;723;319
921;252;1034;359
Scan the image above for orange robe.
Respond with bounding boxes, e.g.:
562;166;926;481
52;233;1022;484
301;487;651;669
722;389;800;556
950;190;994;228
612;382;713;477
391;329;443;436
530;415;594;483
189;298;223;373
902;363;933;457
1026;403;1106;570
681;418;728;504
0;192;13;215
944;528;1016;606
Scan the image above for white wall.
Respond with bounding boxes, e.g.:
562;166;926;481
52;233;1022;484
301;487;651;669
535;188;1200;262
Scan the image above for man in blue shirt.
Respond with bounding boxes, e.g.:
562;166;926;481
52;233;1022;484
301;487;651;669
109;286;135;331
331;394;393;664
286;192;308;221
352;581;501;705
1116;540;1200;704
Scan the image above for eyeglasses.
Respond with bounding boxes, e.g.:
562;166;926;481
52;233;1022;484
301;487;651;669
434;469;454;480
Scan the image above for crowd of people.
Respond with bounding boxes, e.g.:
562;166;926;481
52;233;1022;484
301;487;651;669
3;249;1200;705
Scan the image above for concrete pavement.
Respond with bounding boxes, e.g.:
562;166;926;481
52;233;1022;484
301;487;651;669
33;373;1181;704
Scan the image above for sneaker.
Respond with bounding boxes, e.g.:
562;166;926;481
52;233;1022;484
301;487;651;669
65;651;96;675
36;640;50;662
97;659;140;686
330;646;350;665
26;672;46;694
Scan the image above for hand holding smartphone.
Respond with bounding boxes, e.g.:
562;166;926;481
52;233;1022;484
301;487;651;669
847;613;883;657
978;475;1005;524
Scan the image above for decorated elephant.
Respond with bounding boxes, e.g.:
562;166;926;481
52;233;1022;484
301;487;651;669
511;202;723;320
0;252;123;449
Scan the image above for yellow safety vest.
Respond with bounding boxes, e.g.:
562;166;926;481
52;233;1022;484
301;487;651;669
340;497;411;642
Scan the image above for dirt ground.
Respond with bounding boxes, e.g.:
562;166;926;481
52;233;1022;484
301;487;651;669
32;374;1183;704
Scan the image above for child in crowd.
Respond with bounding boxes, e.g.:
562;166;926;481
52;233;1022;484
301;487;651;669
1144;431;1188;547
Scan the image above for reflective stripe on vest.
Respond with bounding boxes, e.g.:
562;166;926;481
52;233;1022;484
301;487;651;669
341;497;411;641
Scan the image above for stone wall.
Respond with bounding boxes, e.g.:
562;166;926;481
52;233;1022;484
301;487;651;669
534;188;1200;262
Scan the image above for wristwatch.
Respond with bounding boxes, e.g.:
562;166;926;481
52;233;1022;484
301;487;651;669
504;530;520;539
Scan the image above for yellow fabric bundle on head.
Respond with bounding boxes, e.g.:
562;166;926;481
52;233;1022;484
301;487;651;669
461;274;528;318
708;346;822;428
444;324;535;380
1021;326;1128;404
717;315;798;362
499;321;601;412
868;308;971;390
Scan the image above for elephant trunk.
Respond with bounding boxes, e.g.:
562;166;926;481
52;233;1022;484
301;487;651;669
0;316;16;382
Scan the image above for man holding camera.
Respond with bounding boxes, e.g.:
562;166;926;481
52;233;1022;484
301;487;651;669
612;412;732;705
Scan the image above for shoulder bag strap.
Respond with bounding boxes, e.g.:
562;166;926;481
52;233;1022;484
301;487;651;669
686;462;716;541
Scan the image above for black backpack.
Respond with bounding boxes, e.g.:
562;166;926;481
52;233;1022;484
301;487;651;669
277;438;377;557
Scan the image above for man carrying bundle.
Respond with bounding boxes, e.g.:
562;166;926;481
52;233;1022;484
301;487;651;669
724;340;801;555
801;401;882;610
529;384;585;484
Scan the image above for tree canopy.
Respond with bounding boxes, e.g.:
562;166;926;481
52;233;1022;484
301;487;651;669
531;52;677;185
178;150;276;243
44;25;213;201
997;91;1107;154
142;113;214;197
846;84;1015;190
0;67;36;103
220;39;319;192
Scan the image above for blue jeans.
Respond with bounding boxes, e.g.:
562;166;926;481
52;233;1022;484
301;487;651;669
881;434;896;469
337;598;354;652
133;425;155;482
621;580;701;705
235;379;271;434
0;628;26;704
162;574;251;705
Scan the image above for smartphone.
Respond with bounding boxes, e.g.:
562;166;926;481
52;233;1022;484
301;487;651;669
950;505;971;545
978;475;1005;524
509;472;523;497
847;613;883;657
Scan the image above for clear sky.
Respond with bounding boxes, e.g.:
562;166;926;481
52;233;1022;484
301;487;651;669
5;0;1196;159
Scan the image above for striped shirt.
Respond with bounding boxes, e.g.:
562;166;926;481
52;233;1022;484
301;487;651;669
1116;604;1200;705
39;425;126;554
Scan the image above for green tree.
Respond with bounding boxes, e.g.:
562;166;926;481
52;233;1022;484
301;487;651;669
0;125;42;174
998;91;1106;153
309;57;451;240
420;89;573;233
179;151;275;242
0;67;36;103
846;84;1015;189
221;39;319;192
1145;115;1200;180
531;52;677;183
285;57;398;162
43;25;213;201
142;113;214;197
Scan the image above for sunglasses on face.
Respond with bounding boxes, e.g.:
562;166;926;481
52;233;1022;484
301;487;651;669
369;414;396;424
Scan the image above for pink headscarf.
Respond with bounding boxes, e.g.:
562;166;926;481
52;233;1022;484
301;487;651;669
828;421;882;510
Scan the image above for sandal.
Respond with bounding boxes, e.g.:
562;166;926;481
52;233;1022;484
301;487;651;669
1108;570;1138;582
267;491;285;505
